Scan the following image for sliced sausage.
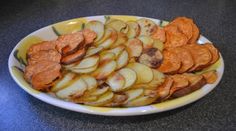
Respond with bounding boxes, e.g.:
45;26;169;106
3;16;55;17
138;48;163;68
61;48;86;65
56;32;84;55
24;61;60;82
168;47;194;73
203;43;220;65
185;44;212;72
202;70;218;84
27;41;56;57
27;50;61;65
82;29;97;45
158;50;181;74
31;63;61;91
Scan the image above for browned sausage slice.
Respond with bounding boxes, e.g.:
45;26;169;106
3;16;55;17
82;29;97;45
27;41;56;57
31;63;61;91
27;50;61;65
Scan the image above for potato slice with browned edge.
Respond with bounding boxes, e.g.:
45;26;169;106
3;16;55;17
106;19;129;34
124;88;144;103
106;72;125;92
116;50;129;69
91;60;117;80
106;45;125;58
202;70;218;84
153;39;164;51
119;68;137;90
56;77;87;99
52;73;76;92
72;55;99;69
134;69;165;89
95;26;113;46
127;62;153;84
85;46;104;57
72;96;98;103
81;75;97;90
98;28;118;49
138;35;154;49
104;93;128;107
137;18;157;36
71;63;98;74
126;38;143;57
111;32;128;48
156;77;174;100
99;52;116;64
138;48;163;68
85;20;105;42
127;21;140;38
125;95;157;107
85;91;114;106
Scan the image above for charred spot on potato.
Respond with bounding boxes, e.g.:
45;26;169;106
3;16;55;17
139;48;163;68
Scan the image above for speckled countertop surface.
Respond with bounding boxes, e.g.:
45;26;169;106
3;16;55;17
0;0;236;130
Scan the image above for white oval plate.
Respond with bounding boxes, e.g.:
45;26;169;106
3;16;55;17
8;15;224;116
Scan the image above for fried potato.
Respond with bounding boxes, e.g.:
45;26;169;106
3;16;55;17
156;77;174;100
85;20;105;42
52;72;76;92
171;17;193;40
118;68;137;90
85;91;114;106
188;23;199;44
106;72;125;92
151;26;166;42
111;32;128;48
137;18;157;36
126;38;143;57
126;21;140;38
203;43;220;65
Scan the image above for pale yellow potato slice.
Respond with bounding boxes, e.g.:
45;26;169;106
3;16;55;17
118;68;137;90
52;73;76;92
73;96;98;103
116;50;129;69
126;38;143;57
124;88;144;103
89;85;109;96
72;55;99;69
91;60;117;80
56;77;87;99
99;52;116;63
153;39;164;51
127;62;154;84
104;94;128;107
95;27;113;46
81;75;97;90
138;35;154;49
127;21;140;38
111;32;128;48
133;69;165;89
85;91;114;106
106;45;125;58
106;72;125;92
85;20;105;42
85;46;104;57
124;95;157;107
98;27;118;49
137;18;157;36
71;64;98;74
106;19;129;34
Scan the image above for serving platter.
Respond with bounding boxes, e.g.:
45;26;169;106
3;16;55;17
8;15;224;116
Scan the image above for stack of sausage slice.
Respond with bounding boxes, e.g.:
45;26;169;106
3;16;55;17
24;29;97;91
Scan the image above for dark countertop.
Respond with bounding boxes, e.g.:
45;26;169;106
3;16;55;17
0;0;236;130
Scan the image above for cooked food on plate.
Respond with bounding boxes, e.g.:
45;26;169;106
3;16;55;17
23;16;220;107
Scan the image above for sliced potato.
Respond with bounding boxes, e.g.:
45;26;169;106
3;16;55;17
126;38;143;57
89;85;109;96
73;96;98;103
127;62;154;84
98;28;118;49
85;46;104;57
106;45;126;58
85;20;105;42
111;32;128;48
106;19;129;34
134;69;165;89
95;27;113;46
124;88;144;102
153;40;164;51
137;18;157;36
127;21;140;38
116;50;129;69
72;55;99;69
144;89;159;98
119;68;137;90
91;60;117;80
52;73;76;92
106;72;125;92
71;64;98;74
138;36;154;49
85;91;114;106
125;95;156;107
56;77;87;99
81;75;97;90
104;93;128;107
99;52;116;64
